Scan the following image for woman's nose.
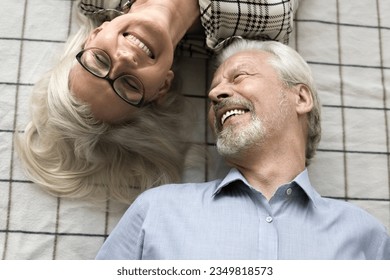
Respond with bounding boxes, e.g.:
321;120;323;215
110;50;138;77
119;49;138;64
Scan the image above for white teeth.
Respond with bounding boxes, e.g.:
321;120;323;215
221;109;247;125
125;34;153;58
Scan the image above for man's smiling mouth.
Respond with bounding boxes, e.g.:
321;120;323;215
221;109;248;125
124;33;153;58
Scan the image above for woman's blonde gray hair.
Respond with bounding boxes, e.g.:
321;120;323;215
216;39;321;166
15;7;192;204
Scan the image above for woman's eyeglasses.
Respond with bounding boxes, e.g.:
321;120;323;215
76;47;145;107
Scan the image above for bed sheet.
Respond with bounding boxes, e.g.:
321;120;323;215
0;0;389;259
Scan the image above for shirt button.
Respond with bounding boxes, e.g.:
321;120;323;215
286;188;292;196
265;216;273;223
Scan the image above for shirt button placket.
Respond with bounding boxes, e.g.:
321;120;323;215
253;192;278;259
257;212;277;259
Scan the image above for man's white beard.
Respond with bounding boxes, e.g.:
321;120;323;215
216;112;265;158
214;91;288;159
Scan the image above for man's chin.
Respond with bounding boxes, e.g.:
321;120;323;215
216;122;265;159
216;138;247;159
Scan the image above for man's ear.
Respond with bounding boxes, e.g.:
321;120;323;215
294;84;313;115
155;70;175;104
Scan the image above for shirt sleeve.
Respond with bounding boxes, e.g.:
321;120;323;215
95;196;147;260
199;0;299;52
376;231;390;260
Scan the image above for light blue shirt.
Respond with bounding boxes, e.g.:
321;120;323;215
96;168;390;259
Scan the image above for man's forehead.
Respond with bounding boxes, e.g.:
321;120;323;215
214;50;271;76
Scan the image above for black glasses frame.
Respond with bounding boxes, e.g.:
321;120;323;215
75;48;145;108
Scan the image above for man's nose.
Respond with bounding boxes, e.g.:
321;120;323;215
208;83;233;105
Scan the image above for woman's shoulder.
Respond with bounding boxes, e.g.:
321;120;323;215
198;0;299;50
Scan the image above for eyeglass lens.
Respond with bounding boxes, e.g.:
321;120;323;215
79;49;144;105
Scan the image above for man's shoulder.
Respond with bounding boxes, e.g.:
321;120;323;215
123;180;223;221
136;179;222;203
319;196;388;232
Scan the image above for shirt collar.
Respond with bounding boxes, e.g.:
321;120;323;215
292;168;321;207
213;168;321;207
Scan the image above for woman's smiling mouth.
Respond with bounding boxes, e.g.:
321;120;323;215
124;33;153;58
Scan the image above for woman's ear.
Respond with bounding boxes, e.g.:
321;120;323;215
294;84;313;115
84;28;101;47
154;70;175;104
84;22;109;46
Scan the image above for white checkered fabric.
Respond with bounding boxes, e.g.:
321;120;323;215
0;0;389;259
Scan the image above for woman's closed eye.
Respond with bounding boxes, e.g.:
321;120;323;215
121;76;141;92
92;53;110;69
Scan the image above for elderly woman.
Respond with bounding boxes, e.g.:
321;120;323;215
16;0;299;204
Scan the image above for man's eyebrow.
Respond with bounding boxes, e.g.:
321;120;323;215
232;61;258;72
210;59;259;86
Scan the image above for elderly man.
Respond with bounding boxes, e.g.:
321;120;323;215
96;39;390;259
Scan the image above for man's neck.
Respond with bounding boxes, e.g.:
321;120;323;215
226;138;306;200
